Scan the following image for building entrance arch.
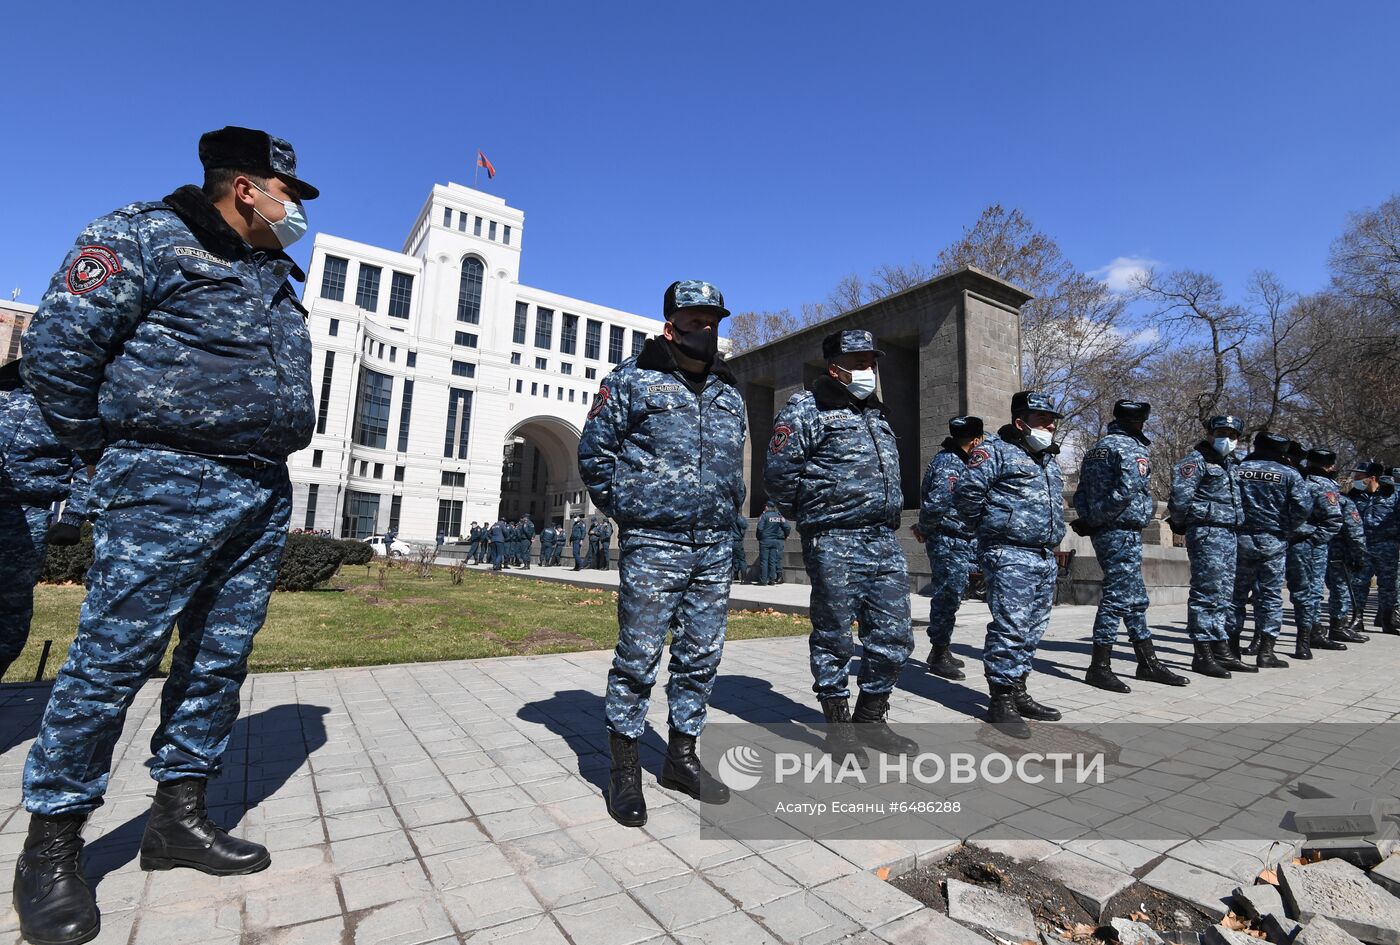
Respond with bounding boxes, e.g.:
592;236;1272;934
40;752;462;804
499;416;590;528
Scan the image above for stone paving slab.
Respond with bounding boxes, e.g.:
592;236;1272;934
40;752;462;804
2;599;1399;944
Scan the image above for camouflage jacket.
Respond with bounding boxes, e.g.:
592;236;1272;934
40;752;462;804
21;185;314;464
1302;473;1345;546
0;386;91;518
578;339;746;543
764;377;903;535
756;509;790;541
1168;441;1243;530
1332;492;1368;566
489;522;506;542
731;515;748;544
1072;423;1155;531
570;520;586;542
918;440;975;539
953;425;1066;550
1236;456;1313;541
1351;488;1399;543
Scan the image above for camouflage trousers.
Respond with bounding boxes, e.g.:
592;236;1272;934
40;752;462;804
572;539;584;568
606;534;731;739
24;447;291;816
1185;526;1235;643
1326;547;1358;621
922;532;975;647
730;541;747;581
981;544;1057;688
1231;533;1287;641
1090;528;1151;645
803;527;912;700
0;503;51;677
758;540;784;584
1353;540;1399;619
1285;540;1329;629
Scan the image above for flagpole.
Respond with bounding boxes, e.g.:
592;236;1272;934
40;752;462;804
474;151;480;188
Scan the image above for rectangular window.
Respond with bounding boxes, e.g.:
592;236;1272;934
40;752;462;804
342;490;380;539
608;325;625;364
359;460;368;477
531;382;538;396
304;483;319;530
377;342;384;358
373;462;383;479
503;224;512;245
535;357;547;371
543;384;550;397
473;216;482;236
631;331;646;357
582;391;590;404
568;389;575;403
352;367;393;449
454;331;478;347
389;495;402;532
388;272;413;318
316;351;335;435
320;255;348;301
394;465;404;482
457;212;467;231
560;362;572;375
515;379;522;393
389;347;396;363
312;449;323;468
585;319;602;359
396;378;413;452
513;302;528;345
442;207;452;227
585;367;597;380
328;318;339;337
489;221;497;240
355;264;381;311
561;313;578;354
452;360;476;378
436;499;463;538
407;351;416;368
443;388;472;459
441;471;466;487
534;307;553;349
510;352;521;365
556;387;563;400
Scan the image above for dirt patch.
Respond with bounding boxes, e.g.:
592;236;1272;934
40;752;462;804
512;628;595;654
892;845;1214;942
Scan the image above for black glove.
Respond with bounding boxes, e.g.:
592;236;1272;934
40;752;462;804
1350;554;1366;572
46;521;82;546
1070;518;1095;537
1167;517;1186;536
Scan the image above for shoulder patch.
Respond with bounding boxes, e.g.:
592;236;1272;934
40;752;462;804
968;447;991;469
1136;457;1150;477
174;246;230;266
1326;491;1339;505
65;245;121;295
946;473;959;489
1178;462;1198;479
587;385;609;420
769;423;793;455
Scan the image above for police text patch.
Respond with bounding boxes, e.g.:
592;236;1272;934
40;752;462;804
175;246;231;266
1087;447;1112;460
1239;469;1284;483
66;245;121;295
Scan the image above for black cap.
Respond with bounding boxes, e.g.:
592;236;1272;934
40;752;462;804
1306;448;1337;468
1286;440;1305;463
1254;430;1290;453
1113;400;1151;423
198;126;319;200
1355;461;1385;477
1010;390;1063;418
949;415;984;438
1206;414;1244;435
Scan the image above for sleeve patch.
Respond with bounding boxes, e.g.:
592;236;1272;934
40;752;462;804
1178;462;1198;479
1136;457;1150;477
769;423;793;455
65;245;121;295
968;447;991;469
587;385;610;420
946;473;959;489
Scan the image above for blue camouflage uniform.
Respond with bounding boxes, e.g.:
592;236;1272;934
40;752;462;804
1351;484;1398;622
954;424;1066;689
522;518;536;568
765;369;909;701
1327;491;1368;623
578;337;746;739
730;515;748;582
488;520;506;569
1285;471;1344;633
570;517;586;568
918;439;977;648
0;387;92;677
1073;421;1156;645
755;505;790;585
1231;448;1313;643
19;183;313;815
1168;441;1243;643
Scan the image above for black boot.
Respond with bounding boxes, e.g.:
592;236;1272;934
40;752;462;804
1293;628;1313;660
926;645;966;681
1214;638;1258;673
1340;613;1370;642
987;683;1031;739
1012;675;1061;721
1132;638;1190;686
1243;631;1261;656
1085;643;1130;692
606;733;647;827
1310;625;1346;651
820;697;869;768
140;778;270;875
13;813;100;945
851;691;919;755
1384;610;1400;636
1191;641;1231;678
660;731;730;803
1256;635;1289;669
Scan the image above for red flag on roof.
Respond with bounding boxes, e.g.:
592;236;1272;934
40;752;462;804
476;150;496;179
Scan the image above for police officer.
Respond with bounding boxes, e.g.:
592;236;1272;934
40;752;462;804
1287;449;1346;658
954;391;1066;739
0;362;91;682
539;522;555;566
579;279;746;827
489;517;506;570
1350;463;1399;634
1230;431;1314;668
14;126;319;943
730;514;749;583
522;516;537;569
766;329;917;764
1327;469;1370;645
1073;400;1189;692
913;415;983;681
570;514;587;570
587;516;601;568
595;517;614;570
1168;415;1254;677
464;522;479;563
755;500;791;586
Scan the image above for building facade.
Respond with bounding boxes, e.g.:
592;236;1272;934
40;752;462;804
293;183;662;542
0;299;37;368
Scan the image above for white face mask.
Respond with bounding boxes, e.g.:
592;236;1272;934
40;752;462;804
843;368;877;400
1022;425;1054;452
1212;436;1238;456
252;182;309;248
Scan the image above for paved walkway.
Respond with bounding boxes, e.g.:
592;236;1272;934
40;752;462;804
3;594;1399;944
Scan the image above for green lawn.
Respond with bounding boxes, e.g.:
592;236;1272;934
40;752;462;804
5;562;810;683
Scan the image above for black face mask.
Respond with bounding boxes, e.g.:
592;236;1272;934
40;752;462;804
671;325;718;364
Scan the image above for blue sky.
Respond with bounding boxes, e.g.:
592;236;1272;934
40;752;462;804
4;2;1396;325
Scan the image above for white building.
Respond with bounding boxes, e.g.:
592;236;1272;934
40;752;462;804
291;183;664;542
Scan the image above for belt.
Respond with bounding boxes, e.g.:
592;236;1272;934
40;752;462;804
107;440;282;470
987;540;1054;557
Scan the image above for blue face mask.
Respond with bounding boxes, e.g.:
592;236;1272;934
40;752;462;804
252;182;308;248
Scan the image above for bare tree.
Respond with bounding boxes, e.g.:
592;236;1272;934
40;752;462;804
1329;193;1400;318
1234;271;1324;433
868;261;932;298
826;273;868;313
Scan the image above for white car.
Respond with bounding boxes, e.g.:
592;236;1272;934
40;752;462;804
364;535;412;557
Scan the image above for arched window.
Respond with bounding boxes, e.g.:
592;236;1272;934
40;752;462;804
457;256;484;324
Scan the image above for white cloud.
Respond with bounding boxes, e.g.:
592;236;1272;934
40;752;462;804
1090;256;1159;294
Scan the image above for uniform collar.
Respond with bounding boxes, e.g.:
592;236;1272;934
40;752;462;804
1196;439;1231;464
811;375;885;414
162;184;306;282
1108;420;1150;446
997;422;1059;460
635;336;736;386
